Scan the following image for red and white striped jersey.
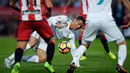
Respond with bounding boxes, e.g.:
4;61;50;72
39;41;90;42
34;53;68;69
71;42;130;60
80;0;114;21
20;0;46;21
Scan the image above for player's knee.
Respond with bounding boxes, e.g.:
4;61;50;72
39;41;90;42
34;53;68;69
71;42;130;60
38;55;47;63
48;37;55;44
116;37;126;46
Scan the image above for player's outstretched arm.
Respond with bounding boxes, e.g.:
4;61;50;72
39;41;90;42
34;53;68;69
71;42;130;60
61;0;75;14
121;0;130;12
10;0;20;12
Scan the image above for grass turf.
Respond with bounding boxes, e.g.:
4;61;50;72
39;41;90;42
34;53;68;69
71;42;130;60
0;37;130;73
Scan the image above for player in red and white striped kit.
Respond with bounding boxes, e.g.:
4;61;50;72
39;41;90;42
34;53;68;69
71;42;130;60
9;0;55;73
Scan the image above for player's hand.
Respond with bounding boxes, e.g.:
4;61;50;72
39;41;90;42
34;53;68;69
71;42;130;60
120;25;129;30
46;8;52;18
10;2;20;12
46;11;51;18
61;6;67;14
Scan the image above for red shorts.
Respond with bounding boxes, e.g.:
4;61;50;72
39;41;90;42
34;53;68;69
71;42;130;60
17;19;54;41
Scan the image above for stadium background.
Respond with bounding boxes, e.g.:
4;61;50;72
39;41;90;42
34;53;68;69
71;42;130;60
0;0;130;73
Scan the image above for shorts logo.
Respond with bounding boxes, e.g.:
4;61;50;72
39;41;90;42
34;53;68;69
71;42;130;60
97;0;104;5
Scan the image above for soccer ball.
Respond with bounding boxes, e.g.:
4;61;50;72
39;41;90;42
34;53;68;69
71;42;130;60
58;41;71;54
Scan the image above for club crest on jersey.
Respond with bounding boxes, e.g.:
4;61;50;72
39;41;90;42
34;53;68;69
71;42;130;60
97;0;104;5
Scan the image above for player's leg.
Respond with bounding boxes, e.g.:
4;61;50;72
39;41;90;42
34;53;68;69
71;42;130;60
66;22;98;73
101;20;128;73
4;32;39;68
78;29;87;60
21;37;47;63
11;21;33;73
98;32;116;59
34;20;55;65
68;33;81;67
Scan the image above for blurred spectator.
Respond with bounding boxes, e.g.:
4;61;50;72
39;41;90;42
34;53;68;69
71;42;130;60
0;0;9;6
112;0;125;27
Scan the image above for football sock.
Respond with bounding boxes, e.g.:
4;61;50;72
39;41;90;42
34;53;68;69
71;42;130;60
46;43;55;65
118;45;127;66
69;39;76;59
100;37;109;53
78;40;81;45
79;40;86;56
8;44;31;60
24;44;31;52
8;53;15;60
15;48;23;63
73;45;86;66
22;55;39;63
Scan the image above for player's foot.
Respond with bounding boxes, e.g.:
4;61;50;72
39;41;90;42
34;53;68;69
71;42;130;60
116;64;128;73
80;56;87;60
11;62;20;73
66;62;76;73
107;51;116;59
4;58;12;69
44;62;55;73
4;58;15;69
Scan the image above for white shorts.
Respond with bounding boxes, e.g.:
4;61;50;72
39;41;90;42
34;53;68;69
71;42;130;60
82;20;124;44
31;31;48;51
31;31;40;39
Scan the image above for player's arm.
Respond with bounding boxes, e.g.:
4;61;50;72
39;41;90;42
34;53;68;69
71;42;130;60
61;0;75;14
10;0;20;12
121;0;130;12
44;0;53;18
120;21;130;30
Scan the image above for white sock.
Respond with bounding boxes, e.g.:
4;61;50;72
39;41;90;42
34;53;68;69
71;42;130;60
24;44;31;52
71;47;76;60
7;44;31;60
118;45;127;66
72;45;86;66
8;53;15;60
22;55;39;63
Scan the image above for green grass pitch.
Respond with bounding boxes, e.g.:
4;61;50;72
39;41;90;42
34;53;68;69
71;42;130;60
0;37;129;73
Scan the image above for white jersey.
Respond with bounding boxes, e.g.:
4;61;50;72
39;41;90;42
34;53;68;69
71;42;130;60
80;0;113;21
48;15;73;39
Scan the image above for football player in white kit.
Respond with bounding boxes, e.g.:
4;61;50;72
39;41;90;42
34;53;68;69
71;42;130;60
64;0;128;73
4;15;85;68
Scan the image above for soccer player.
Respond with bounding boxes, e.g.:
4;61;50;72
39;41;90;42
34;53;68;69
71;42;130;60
4;31;55;73
5;15;86;68
64;0;128;73
78;25;116;60
9;0;55;73
62;0;116;61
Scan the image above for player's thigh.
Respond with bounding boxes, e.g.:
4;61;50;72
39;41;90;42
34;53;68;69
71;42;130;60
100;20;124;42
34;20;54;41
17;21;33;41
82;22;98;44
37;37;48;52
31;31;40;39
36;38;47;61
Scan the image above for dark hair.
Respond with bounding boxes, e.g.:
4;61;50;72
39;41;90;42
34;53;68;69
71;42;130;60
76;16;86;24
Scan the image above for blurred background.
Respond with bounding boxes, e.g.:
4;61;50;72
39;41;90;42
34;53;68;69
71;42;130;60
0;0;130;37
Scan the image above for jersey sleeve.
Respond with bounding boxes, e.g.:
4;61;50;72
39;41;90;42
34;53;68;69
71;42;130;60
47;17;57;27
